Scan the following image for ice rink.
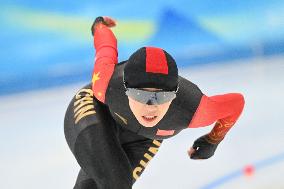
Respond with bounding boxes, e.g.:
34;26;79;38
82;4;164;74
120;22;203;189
1;56;284;189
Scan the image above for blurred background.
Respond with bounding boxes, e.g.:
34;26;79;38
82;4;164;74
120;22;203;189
1;0;284;188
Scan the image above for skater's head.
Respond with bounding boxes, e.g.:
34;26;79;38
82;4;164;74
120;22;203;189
124;47;179;127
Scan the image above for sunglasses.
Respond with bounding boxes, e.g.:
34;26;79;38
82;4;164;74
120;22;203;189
125;88;178;105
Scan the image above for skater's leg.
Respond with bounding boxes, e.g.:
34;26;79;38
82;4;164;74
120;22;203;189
74;169;98;189
64;86;132;189
119;127;163;184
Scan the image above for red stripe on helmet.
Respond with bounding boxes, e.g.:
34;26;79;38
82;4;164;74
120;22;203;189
145;47;168;74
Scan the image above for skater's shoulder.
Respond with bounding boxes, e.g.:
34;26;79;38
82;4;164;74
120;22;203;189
171;76;203;114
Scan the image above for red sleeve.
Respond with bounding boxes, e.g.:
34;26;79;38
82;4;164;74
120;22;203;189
188;93;245;143
91;24;118;103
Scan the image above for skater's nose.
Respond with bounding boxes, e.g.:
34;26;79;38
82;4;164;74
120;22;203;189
146;99;157;105
145;104;158;112
145;94;159;105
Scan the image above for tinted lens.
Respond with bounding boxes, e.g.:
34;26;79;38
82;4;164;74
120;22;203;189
125;88;176;105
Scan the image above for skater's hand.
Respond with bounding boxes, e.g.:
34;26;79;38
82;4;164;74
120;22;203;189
91;16;116;36
188;134;220;160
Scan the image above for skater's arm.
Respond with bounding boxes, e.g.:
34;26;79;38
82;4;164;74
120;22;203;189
187;93;244;159
91;16;117;103
188;93;245;143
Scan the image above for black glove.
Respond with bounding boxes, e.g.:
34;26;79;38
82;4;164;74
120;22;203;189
190;134;220;159
91;16;105;36
91;16;116;36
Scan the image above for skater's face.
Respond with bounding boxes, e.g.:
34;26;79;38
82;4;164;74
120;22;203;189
128;88;173;127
